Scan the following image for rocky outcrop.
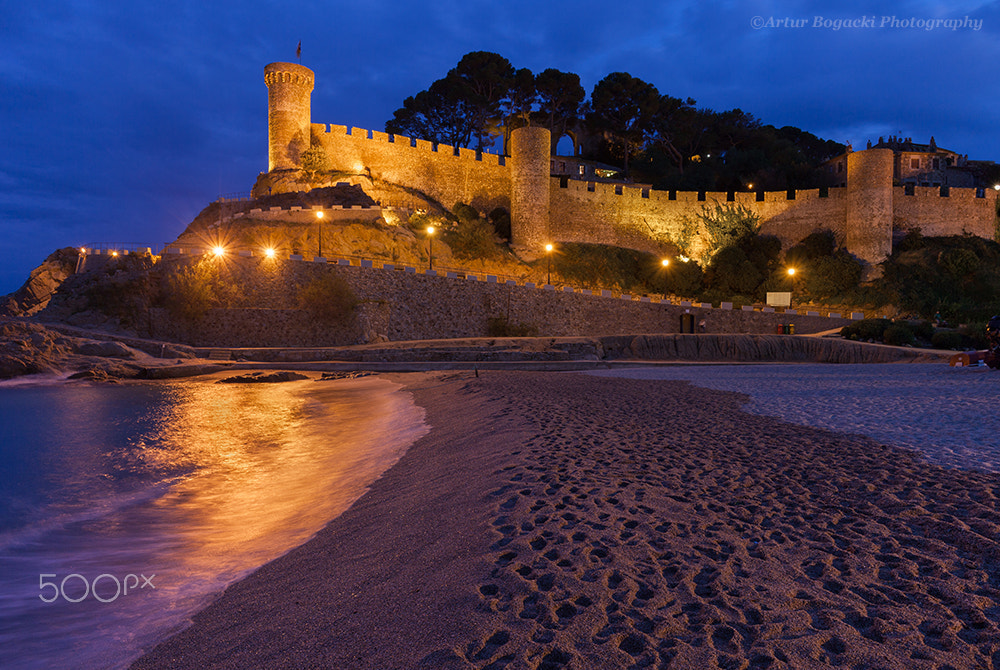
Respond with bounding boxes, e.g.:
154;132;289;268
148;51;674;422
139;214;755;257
0;320;150;380
1;248;79;317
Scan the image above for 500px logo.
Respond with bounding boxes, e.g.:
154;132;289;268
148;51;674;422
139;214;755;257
39;573;156;603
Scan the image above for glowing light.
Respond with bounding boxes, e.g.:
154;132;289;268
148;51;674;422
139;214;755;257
747;183;754;190
787;267;796;276
111;251;119;257
79;247;86;254
264;248;276;258
994;184;1000;191
661;258;670;267
316;210;324;219
545;243;553;253
213;246;225;257
427;226;435;236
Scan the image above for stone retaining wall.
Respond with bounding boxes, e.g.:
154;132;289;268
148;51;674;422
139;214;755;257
148;256;851;347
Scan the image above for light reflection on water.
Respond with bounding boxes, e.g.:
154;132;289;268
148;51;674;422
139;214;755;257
0;373;428;670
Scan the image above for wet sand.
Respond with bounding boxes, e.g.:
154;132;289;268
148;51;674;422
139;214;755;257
133;371;1000;669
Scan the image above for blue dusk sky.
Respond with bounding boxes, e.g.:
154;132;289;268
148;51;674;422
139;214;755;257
2;0;998;294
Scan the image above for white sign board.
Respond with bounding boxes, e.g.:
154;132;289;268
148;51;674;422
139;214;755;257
766;292;792;307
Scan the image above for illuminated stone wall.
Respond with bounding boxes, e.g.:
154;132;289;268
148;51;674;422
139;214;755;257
893;186;996;239
312;125;512;215
262;63;998;265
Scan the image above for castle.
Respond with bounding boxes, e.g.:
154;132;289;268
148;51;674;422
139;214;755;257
257;62;998;268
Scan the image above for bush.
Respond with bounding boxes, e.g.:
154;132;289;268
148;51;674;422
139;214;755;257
801;252;863;296
296;272;356;322
452;202;479;222
840;318;891;341
665;258;704;297
488;207;511;241
883;324;915;346
162;261;218;322
931;331;964;350
446;217;499;260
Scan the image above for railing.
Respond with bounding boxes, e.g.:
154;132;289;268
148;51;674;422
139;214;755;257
157;245;866;319
217;192;252;202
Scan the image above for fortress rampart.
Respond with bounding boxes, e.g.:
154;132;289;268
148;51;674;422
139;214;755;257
263;62;998;264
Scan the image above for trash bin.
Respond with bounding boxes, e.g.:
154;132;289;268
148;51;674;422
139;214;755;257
788;323;795;335
777;324;785;334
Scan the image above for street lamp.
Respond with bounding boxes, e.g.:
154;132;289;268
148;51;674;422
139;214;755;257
545;243;554;285
661;258;670;297
316;210;324;258
427;226;435;270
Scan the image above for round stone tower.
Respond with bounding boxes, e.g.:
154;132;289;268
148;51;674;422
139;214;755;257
264;62;314;172
510;126;551;251
846;148;894;273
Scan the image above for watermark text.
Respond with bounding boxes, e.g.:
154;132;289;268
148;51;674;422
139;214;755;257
39;573;156;603
751;15;983;32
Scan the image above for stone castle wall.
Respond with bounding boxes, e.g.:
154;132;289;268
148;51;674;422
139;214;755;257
265;62;998;264
312;125;512;215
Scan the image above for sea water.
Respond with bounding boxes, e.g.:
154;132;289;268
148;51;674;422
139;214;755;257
593;363;1000;473
0;373;428;669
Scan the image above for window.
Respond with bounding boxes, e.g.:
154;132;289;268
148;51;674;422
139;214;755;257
911;157;920;169
578;165;586;176
932;158;940;170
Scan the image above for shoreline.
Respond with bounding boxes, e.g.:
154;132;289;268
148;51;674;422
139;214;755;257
133;370;1000;669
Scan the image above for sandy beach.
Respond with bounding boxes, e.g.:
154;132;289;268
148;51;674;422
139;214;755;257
133;370;1000;669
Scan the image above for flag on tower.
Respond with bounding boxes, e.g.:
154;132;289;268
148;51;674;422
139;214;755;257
296;41;302;62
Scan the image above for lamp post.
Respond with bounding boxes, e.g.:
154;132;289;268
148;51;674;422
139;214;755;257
427;226;435;270
786;267;796;306
661;258;670;297
545;243;554;285
315;210;324;258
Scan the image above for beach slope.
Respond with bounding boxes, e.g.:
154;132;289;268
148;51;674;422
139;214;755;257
134;371;1000;669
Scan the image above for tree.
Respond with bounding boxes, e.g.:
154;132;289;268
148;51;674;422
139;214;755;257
448;51;516;151
535;68;585;154
650;94;697;172
588;72;660;177
385;75;477;148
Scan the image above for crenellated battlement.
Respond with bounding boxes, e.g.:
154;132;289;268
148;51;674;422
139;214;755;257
313;123;508;169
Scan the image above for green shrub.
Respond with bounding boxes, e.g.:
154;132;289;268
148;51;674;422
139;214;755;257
452;202;479;222
665;258;704;297
296;272;357;322
912;320;935;341
840;318;891;341
446;217;499;260
801;252;863;297
553;243;661;293
883;324;915;346
162;261;218;322
931;331;964;350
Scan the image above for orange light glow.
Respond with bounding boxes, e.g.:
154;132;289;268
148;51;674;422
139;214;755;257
264;248;276;258
787;267;796;276
316;211;324;219
111;251;119;257
545;243;553;253
661;258;670;267
427;226;435;236
213;246;226;257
